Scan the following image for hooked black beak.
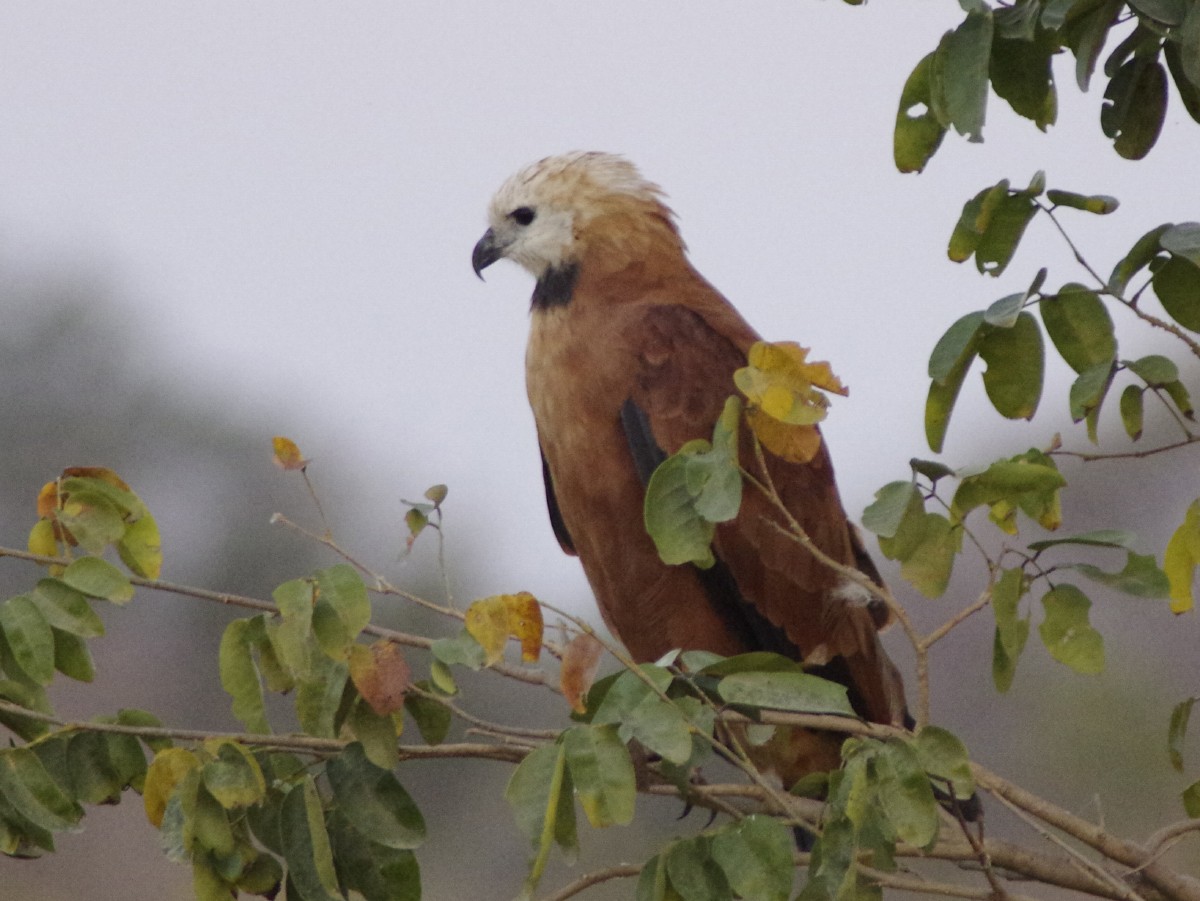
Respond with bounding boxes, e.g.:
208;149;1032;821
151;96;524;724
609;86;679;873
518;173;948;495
472;228;503;279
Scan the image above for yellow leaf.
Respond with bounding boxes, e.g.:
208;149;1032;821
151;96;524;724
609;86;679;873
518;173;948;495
560;634;604;713
143;747;201;827
1165;500;1200;614
465;597;510;665
465;592;545;666
28;519;58;557
348;640;411;716
746;408;823;464
735;341;847;432
271;436;309;471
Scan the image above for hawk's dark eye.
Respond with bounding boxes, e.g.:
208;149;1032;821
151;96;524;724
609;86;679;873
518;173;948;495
509;206;536;226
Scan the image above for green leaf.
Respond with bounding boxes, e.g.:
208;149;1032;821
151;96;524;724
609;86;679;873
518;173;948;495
1073;551;1170;598
875;741;939;850
1110;223;1173;294
1183;780;1200;818
403;684;451;746
644;446;717;568
1127;354;1179;386
932;8;994;142
64;732;124;805
929;312;986;383
0;747;83;833
645;400;744;569
984;292;1025;327
1161;223;1200;267
29;580;104;638
926;312;985;452
894;52;947;173
709;815;794;901
1154;255;1200;331
202;741;266;810
347;698;399;770
980;193;1040;277
665;837;732;901
1061;0;1124;91
326;810;420;901
914;726;977;802
1169;697;1196;771
694;651;803;677
1040;284;1117;373
327;743;426;850
0;596;55;685
56;489;126;554
272;577;315;679
296;654;348;738
717;671;855;717
562;725;636;828
1165;379;1196;421
430;631;486;671
977;312;1044;419
991;567;1030;692
951;457;1067;525
861;481;920;539
990;26;1058;130
1068;361;1116;425
878;506;960;599
192;784;235;856
1120;385;1145;439
1027;529;1137;551
59;557;134;604
1165;499;1200;612
117;512;162;580
312;564;372;662
504;743;576;896
1101;58;1168;159
219;619;270;734
1165;39;1200;123
592;668;693;765
1046;189;1119;214
280;776;343;901
910;458;956;483
1039;585;1105;674
51;628;94;682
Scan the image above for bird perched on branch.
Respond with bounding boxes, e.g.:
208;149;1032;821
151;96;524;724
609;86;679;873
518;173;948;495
472;152;910;784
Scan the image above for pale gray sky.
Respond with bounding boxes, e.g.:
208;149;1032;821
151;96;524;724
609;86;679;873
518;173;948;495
1;4;1197;899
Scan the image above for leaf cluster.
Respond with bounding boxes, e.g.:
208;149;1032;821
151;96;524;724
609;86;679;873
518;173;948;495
895;0;1200;171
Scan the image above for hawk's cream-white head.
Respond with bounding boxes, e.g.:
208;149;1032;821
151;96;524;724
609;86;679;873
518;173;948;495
472;152;679;309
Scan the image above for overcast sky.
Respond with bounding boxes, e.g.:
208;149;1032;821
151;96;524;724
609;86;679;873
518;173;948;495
1;5;1198;897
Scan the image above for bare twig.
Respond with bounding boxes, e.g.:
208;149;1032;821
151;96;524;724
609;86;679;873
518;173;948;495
537;864;642;901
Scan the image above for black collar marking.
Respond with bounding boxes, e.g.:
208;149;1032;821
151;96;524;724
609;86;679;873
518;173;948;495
531;262;580;311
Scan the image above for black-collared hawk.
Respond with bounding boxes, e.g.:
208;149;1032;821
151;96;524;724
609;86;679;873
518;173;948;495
472;152;909;782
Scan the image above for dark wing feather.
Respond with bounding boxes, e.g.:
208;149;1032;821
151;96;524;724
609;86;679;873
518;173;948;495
541;450;576;555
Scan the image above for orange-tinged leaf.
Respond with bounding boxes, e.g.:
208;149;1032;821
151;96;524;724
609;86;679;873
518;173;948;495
560;634;605;713
348;640;411;716
506;591;544;663
144;747;201;827
272;436;309;471
61;466;131;491
746;408;823;463
465;593;545;666
36;482;59;520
